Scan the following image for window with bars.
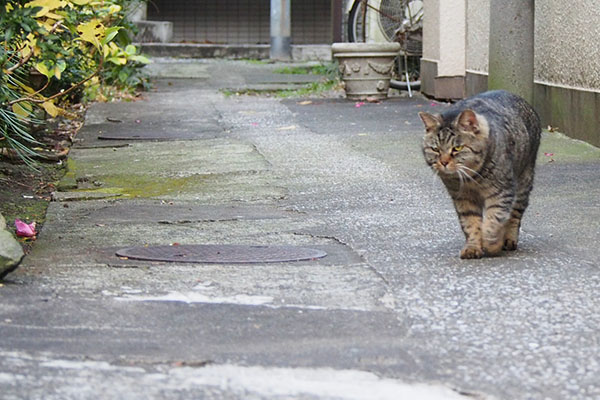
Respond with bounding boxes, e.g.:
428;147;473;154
147;0;334;44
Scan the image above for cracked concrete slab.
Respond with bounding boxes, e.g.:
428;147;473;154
3;59;600;400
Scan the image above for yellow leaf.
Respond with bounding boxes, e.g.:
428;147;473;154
15;81;36;95
25;0;66;16
77;19;105;49
54;66;61;80
70;0;91;4
45;12;64;20
12;102;33;118
25;0;66;10
108;4;121;14
35;62;52;78
107;56;127;65
42;101;60;117
20;47;33;60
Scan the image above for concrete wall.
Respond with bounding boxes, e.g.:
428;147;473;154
535;2;600;90
465;0;488;74
422;0;600;147
422;0;439;61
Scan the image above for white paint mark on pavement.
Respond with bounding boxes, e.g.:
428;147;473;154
162;364;475;400
116;291;275;306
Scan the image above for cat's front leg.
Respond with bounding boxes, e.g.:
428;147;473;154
482;191;514;256
454;199;484;259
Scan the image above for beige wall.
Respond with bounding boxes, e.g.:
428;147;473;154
461;0;600;91
421;0;600;146
465;0;488;74
535;2;600;90
422;0;439;61
438;0;466;76
421;0;466;99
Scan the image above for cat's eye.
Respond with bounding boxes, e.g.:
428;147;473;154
453;145;464;152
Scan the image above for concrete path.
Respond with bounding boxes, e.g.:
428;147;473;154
1;59;600;399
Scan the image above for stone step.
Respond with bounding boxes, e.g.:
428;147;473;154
137;43;332;62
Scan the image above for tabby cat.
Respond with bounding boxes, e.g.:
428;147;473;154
418;90;541;259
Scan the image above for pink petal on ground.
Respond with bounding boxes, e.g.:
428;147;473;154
15;219;36;237
355;102;365;108
544;152;554;157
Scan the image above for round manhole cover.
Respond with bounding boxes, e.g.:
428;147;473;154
115;244;327;264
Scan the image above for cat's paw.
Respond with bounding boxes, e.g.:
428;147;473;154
503;238;518;251
460;246;484;259
482;239;504;256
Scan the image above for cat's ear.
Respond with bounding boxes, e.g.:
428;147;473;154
457;109;480;134
418;112;442;132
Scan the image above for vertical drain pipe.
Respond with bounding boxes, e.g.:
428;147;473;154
270;0;292;61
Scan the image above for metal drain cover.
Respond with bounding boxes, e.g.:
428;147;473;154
115;244;327;264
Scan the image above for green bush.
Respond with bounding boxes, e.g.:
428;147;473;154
0;0;149;166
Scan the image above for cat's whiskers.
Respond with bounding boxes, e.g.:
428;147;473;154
454;165;481;187
455;168;467;188
460;165;484;181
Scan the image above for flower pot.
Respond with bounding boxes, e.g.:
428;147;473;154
332;42;401;100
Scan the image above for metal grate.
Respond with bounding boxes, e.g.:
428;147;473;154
116;244;327;264
147;0;333;44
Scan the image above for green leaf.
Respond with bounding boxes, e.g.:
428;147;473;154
118;69;128;83
107;56;127;65
56;59;67;72
129;54;151;64
124;44;137;56
101;27;121;45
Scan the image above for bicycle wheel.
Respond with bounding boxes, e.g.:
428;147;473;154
348;0;367;42
378;0;408;42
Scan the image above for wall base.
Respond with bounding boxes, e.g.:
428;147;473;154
420;59;464;100
535;83;600;147
465;70;600;147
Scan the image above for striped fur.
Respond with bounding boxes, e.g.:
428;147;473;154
419;90;541;259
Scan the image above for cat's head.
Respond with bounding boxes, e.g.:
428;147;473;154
418;109;489;179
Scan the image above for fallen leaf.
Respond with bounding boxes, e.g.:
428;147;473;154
365;97;380;103
297;100;312;105
15;219;36;238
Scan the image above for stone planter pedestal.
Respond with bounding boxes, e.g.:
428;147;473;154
332;42;401;100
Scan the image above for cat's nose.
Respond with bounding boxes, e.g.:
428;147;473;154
440;158;450;167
